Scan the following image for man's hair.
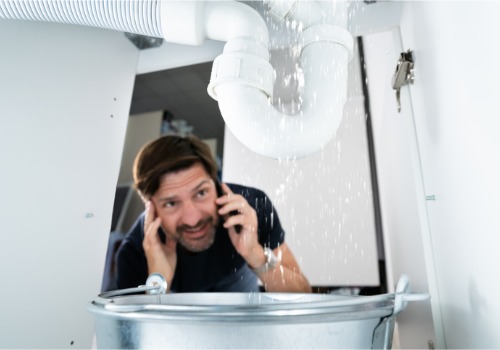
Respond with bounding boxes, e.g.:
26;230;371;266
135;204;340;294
133;135;218;198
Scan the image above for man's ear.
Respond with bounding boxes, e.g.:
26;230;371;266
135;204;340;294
138;192;149;204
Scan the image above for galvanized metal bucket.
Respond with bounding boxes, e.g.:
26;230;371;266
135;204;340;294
88;274;428;349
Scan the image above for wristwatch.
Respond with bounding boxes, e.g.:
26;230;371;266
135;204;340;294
252;247;280;274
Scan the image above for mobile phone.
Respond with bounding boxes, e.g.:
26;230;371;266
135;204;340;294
216;180;242;233
216;180;224;198
157;226;167;244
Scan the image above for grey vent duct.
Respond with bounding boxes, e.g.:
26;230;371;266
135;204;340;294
0;0;164;38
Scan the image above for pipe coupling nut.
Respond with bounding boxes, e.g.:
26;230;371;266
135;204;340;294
208;52;274;101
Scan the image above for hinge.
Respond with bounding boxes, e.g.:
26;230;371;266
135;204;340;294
392;49;415;113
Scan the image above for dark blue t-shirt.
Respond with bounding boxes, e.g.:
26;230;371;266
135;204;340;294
114;184;285;292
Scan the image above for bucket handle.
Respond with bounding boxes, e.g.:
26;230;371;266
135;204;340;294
371;275;430;349
100;273;167;299
393;274;430;315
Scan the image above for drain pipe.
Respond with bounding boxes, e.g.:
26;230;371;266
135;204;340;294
208;0;353;159
0;0;352;159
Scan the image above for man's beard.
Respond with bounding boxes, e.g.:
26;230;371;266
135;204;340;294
176;215;219;252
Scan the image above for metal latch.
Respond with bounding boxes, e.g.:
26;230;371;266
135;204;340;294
392;49;414;112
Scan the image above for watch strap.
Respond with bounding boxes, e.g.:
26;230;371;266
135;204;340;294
252;247;279;274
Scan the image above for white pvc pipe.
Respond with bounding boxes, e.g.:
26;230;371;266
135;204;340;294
0;0;353;159
215;39;350;159
208;0;353;159
204;1;268;45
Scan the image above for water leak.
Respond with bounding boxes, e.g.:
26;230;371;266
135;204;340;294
224;0;379;289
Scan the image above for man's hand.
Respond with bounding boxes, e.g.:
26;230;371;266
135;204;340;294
215;184;312;293
142;201;177;287
215;183;266;270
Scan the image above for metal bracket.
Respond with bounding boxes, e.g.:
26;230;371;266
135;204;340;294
392;49;415;112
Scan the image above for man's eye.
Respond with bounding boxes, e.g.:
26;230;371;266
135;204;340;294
197;189;208;198
164;201;177;208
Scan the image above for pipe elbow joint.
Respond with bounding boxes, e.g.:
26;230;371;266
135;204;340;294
265;0;323;29
204;1;269;45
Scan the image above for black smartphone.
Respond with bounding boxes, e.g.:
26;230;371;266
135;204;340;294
157;226;167;244
215;180;224;198
216;180;241;233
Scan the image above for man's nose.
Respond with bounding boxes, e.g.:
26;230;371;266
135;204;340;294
180;201;203;227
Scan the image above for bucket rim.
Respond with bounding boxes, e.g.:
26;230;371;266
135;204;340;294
88;292;396;323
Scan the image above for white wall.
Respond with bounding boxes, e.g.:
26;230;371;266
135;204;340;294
223;42;380;287
365;1;500;348
0;19;138;348
364;29;439;349
401;2;500;348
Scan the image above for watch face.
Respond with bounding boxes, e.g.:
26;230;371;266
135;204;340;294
252;247;280;274
264;247;278;267
264;248;271;262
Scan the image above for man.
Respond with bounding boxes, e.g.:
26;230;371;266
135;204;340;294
115;135;311;293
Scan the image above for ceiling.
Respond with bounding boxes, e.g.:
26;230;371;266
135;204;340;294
129;61;226;156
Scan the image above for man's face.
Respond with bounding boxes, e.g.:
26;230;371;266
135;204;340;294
151;163;219;252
